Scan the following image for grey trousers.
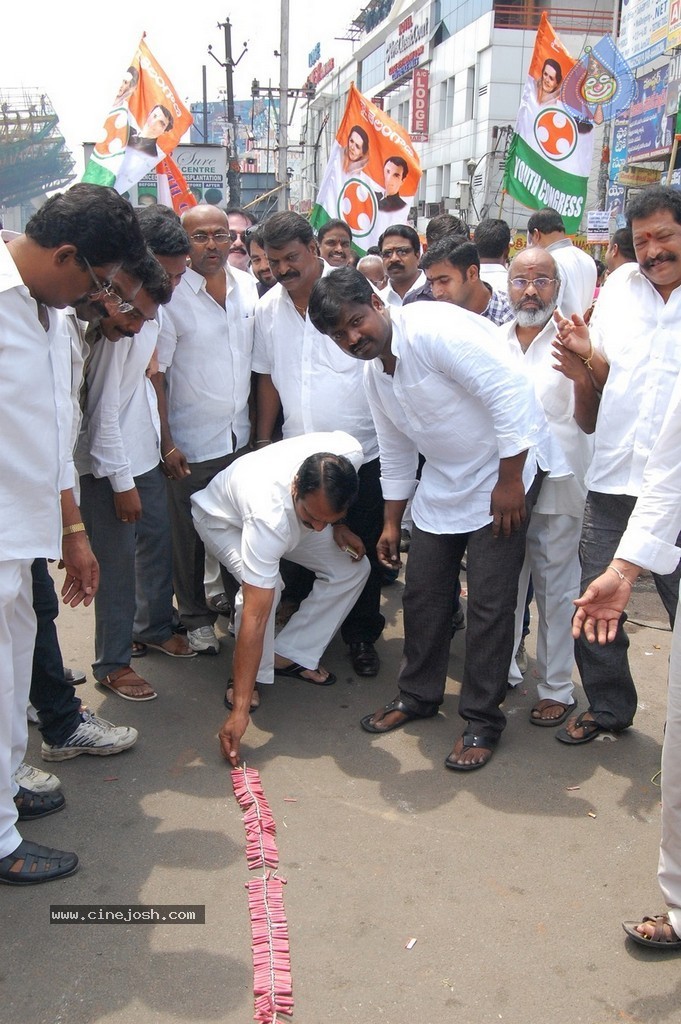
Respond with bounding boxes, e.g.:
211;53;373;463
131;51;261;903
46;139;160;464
166;448;247;630
575;490;681;731
397;473;543;739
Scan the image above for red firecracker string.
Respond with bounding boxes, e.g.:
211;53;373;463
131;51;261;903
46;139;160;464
232;766;294;1023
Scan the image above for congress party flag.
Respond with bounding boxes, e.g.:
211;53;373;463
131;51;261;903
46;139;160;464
83;36;193;195
502;13;595;233
155;155;197;216
310;83;422;255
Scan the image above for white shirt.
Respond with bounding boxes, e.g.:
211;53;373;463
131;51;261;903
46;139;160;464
586;266;681;496
364;304;546;534
379;270;427;307
191;431;364;589
0;233;63;560
76;320;161;491
616;369;681;575
252;268;379;463
157;264;257;463
500;319;593;518
479;263;509;295
546;238;597;319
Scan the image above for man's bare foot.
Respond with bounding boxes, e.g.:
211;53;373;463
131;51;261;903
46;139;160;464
529;699;576;727
274;658;336;685
444;732;497;771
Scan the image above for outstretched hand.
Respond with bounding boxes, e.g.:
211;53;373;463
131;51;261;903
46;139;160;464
572;570;634;644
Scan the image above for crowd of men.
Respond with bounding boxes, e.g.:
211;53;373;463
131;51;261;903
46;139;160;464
2;180;680;951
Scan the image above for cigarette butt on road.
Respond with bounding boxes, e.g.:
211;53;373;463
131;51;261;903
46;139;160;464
405;938;417;949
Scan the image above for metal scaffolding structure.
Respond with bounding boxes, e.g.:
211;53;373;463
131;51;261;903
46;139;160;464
0;87;75;207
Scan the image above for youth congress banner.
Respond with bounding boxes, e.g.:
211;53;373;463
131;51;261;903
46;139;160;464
310;84;422;255
83;37;193;196
503;13;595;233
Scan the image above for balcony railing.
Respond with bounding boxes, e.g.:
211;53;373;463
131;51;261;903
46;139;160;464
494;4;616;35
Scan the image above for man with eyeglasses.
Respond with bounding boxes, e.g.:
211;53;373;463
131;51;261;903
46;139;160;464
499;248;597;726
253;212;386;680
309;268;549;771
527;207;597;319
226;207;256;274
155;204;257;656
377;225;426;306
0;184;146;886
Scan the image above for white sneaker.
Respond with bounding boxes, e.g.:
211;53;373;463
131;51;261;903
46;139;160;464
187;625;220;655
41;710;138;762
14;762;62;793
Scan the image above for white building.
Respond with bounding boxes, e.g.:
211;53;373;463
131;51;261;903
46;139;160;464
300;0;614;232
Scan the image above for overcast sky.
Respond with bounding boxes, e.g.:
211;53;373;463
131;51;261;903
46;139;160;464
3;0;362;173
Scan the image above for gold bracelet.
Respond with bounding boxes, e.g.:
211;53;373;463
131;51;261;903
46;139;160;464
63;523;86;537
581;342;595;371
162;446;177;460
607;564;633;587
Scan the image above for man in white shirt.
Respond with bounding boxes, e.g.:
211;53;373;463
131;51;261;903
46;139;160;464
527;207;597;319
572;374;681;949
0;184;146;885
309;268;547;771
378;225;427;306
254;212;386;677
78;255;192;702
154;205;258;655
500;249;597;724
553;186;681;743
191;432;369;764
474;218;511;294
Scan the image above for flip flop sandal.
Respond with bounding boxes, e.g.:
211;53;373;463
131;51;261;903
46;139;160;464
99;667;157;702
274;661;336;686
131;642;147;658
13;786;65;820
224;682;261;712
140;638;196;658
530;699;578;728
622;915;681;949
556;711;609;744
0;839;78;885
444;732;498;771
360;696;439;734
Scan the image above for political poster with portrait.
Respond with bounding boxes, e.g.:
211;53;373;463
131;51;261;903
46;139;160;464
503;13;595;233
310;83;422;255
83;36;193;196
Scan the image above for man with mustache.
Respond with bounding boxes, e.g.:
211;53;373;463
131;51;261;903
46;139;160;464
527;207;597;319
550;186;681;743
226;207;256;274
499;249;597;725
377;225;426;306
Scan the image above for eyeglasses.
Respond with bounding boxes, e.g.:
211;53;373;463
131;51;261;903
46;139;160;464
228;229;249;243
508;277;558;291
381;246;414;260
189;231;231;244
80;256;135;313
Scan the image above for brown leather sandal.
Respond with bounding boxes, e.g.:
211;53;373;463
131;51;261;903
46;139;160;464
99;666;157;702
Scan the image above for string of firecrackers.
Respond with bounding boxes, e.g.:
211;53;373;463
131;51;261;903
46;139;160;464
232;766;294;1023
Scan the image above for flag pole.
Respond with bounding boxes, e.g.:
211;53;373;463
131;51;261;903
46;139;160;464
667;135;681;185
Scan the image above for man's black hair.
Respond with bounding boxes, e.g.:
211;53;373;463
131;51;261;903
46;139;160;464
244;225;266;253
124;250;172;306
626;186;681;229
294;452;359;512
25;183;146;267
263;211;314;249
421;239;480;273
610;226;636;261
308;266;376;335
317;219;352;244
473;218;511;259
377;223;420;255
425;213;469;246
384;155;409;179
527;207;566;235
137;207;190;257
225;206;256;226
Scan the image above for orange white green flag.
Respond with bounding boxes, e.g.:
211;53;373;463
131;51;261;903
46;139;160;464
502;13;595;233
83;36;192;195
310;83;422;256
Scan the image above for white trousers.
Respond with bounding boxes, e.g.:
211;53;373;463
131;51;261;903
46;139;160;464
508;511;581;704
0;559;36;858
194;515;369;685
659;596;681;935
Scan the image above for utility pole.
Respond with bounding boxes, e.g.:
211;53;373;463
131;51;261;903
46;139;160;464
278;0;290;210
208;18;247;208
